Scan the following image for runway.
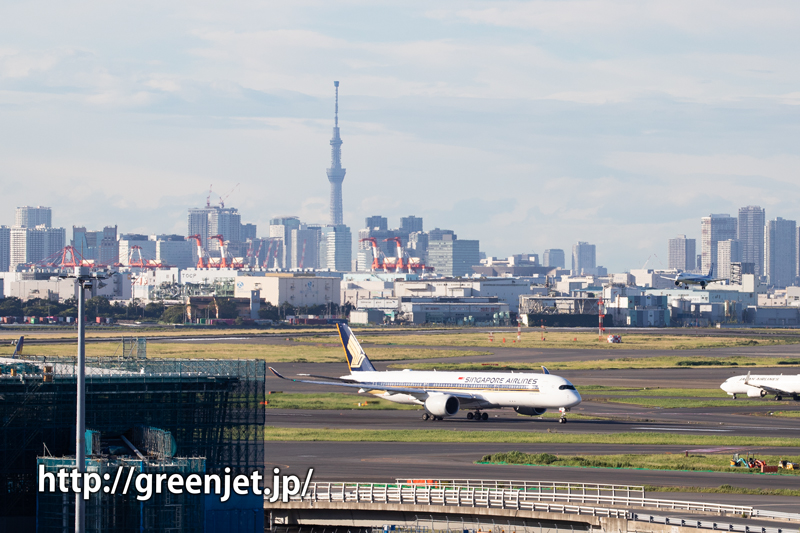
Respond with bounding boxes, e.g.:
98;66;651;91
266;441;800;513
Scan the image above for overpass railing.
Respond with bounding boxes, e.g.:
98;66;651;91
288;481;753;517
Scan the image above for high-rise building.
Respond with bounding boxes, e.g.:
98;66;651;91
0;226;10;272
155;238;196;269
319;225;352;271
188;206;242;253
10;226;65;271
326;81;346;226
268;216;301;269
571;242;596;275
766;217;797;288
700;214;737;275
738;206;765;278
241;223;257;242
400;216;423;234
15;206;52;228
668;235;696;271
72;225;118;265
427;239;480;277
364;216;388;231
291;225;321;270
716;239;741;282
543;249;565;269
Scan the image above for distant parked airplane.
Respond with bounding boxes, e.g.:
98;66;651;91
721;372;800;401
673;265;723;288
270;324;582;423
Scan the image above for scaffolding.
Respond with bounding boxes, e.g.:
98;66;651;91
37;456;207;533
0;356;265;526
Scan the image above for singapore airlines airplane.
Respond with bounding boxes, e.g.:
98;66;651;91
721;372;800;401
270;323;582;423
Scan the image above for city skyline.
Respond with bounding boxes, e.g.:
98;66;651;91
1;2;799;272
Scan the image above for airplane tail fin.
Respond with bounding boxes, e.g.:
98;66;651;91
708;264;714;278
11;336;23;359
337;323;376;372
541;366;550;375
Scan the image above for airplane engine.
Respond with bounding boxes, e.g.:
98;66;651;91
514;407;547;416
424;394;460;417
747;387;767;398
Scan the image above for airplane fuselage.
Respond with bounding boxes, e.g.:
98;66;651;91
344;370;582;410
721;374;800;398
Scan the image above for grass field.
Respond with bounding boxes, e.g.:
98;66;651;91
390;355;800;371
0;341;490;363
644;484;800;497
478;451;800;475
581;386;730;398
333;331;800;350
264;427;800;446
265;393;418;410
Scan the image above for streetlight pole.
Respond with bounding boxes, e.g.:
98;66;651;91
75;275;87;533
57;267;109;533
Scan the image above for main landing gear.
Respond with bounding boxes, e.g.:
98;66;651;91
558;407;569;424
421;413;443;421
466;411;489;421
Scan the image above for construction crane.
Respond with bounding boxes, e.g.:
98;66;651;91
384;237;407;273
359;238;385;272
218;183;240;209
210;234;229;268
299;239;307;270
206;184;213;208
263;240;275;269
188;234;209;268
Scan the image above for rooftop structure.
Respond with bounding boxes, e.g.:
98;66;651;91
0;353;265;528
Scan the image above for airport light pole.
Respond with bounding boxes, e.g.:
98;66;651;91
61;267;109;533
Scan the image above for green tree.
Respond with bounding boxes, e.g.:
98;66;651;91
211;298;240;319
143;302;165;318
161;305;187;324
258;302;280;320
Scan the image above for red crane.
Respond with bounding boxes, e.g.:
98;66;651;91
359;238;385;271
384;237;407;273
187;234;208;268
263;240;275;269
210;234;229;268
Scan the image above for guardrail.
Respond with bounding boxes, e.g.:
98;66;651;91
395;478;644;500
752;509;800;522
285;482;753;517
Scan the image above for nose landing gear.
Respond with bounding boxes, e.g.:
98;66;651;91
559;407;569;424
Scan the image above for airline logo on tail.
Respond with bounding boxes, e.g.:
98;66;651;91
11;336;24;359
337;323;376;372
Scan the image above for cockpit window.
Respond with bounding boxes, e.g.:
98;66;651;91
558;384;576;390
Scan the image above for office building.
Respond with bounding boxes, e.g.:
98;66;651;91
290;225;321;269
668;235;696;271
738;206;765;277
400;216;423;234
268;216;301;269
9;226;65;271
543;249;565;269
15;206;52;228
118;234;156;266
571;242;596;275
187;206;242;253
700;214;737;275
716;239;741;282
364;216;388;231
326;81;346;225
0;226;9;272
241;223;257;242
155;238;196;269
766;217;797;288
72;225;118;265
319;224;352;271
427;238;480;277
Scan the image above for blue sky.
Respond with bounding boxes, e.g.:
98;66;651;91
1;0;799;271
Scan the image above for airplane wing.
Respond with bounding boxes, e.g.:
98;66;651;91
747;383;794;396
270;367;484;400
